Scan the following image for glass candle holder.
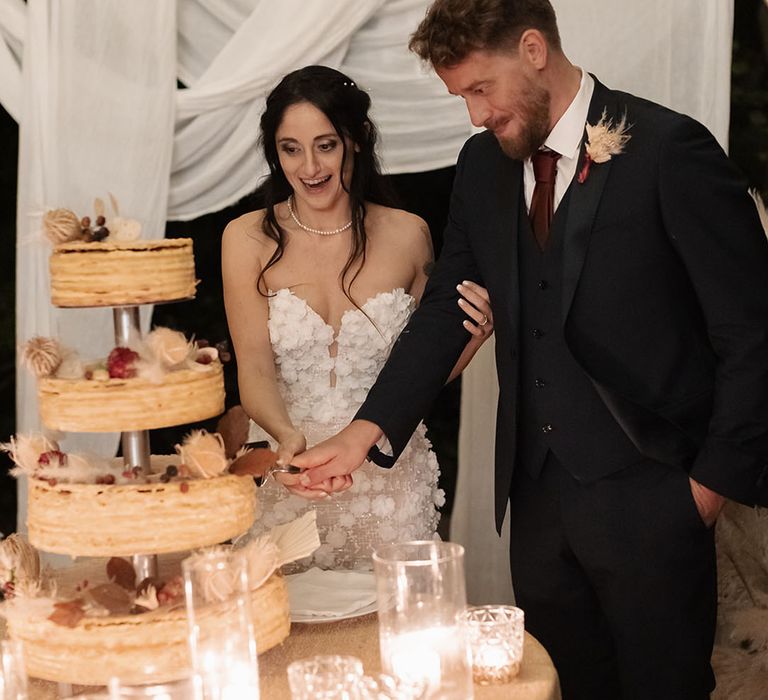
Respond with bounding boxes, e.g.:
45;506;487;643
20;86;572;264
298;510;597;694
461;606;524;685
287;655;364;700
182;549;260;700
1;639;28;700
358;673;426;700
372;541;473;700
113;679;194;700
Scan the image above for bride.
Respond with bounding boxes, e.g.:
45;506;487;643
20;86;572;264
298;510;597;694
222;65;493;570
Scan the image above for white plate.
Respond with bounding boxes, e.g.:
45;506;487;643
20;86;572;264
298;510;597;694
291;600;378;624
286;568;378;623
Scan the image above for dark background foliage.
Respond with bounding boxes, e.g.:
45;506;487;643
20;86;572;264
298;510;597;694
1;0;767;536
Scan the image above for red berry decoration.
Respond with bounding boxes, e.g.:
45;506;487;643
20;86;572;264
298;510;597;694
107;347;139;378
38;450;67;467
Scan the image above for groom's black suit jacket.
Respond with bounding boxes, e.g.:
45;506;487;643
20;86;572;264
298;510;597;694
356;78;768;530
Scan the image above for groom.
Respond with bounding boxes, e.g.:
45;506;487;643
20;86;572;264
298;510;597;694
293;1;768;698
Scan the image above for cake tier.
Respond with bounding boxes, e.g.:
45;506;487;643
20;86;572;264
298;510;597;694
50;238;197;308
27;468;257;557
38;362;224;432
6;573;289;686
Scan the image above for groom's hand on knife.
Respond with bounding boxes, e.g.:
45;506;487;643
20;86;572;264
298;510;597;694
292;419;384;493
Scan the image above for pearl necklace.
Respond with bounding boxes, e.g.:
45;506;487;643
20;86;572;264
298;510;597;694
287;196;352;236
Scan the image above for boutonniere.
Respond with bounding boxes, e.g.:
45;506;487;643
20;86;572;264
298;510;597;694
577;109;631;183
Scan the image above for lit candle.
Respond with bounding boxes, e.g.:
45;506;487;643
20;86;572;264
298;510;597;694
462;605;524;686
471;641;520;684
381;626;468;695
201;651;259;700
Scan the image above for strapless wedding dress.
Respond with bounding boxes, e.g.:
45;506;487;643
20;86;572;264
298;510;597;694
248;287;443;570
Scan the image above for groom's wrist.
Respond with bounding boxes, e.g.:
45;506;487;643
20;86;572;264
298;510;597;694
347;419;384;449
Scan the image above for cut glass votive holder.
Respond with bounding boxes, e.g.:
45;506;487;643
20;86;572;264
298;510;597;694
287;655;365;700
461;605;524;685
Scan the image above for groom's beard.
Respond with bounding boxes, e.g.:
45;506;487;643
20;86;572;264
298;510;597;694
492;81;551;161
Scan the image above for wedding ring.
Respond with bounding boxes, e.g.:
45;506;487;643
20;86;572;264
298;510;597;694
479;314;489;327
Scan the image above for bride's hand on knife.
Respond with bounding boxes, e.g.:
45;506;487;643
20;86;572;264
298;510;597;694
292;420;382;492
275;429;353;499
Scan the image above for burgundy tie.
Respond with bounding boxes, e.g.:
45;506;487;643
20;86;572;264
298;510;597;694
529;149;561;250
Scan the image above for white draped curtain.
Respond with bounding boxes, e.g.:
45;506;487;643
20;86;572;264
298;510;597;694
1;0;734;598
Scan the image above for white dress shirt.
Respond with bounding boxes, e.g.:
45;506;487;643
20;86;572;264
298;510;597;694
524;70;595;212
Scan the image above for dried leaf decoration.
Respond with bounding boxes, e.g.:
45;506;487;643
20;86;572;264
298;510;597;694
87;582;133;615
216;405;251;459
229;447;278;479
48;599;86;628
107;557;136;591
109;192;120;216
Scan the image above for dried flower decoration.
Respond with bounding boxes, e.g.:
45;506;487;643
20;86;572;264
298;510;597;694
102;194;142;242
1;433;59;473
0;534;41;599
2;433;123;485
22;336;62;377
240;535;281;590
176;430;229;478
578;109;632;184
42;208;81;244
108;217;142;241
145;327;195;368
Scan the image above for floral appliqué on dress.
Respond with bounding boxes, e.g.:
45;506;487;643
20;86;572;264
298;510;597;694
249;288;443;570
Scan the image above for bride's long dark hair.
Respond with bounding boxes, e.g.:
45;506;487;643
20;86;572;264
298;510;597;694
256;65;395;303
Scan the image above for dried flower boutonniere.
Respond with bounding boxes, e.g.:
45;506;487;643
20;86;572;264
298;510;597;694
578;109;632;183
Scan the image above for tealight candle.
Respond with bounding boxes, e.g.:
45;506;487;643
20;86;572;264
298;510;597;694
381;626;466;693
461;605;524;685
373;541;473;700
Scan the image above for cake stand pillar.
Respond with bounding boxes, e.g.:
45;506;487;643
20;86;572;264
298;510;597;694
113;306;151;474
113;306;158;580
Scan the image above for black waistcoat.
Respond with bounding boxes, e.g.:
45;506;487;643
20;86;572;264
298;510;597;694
516;186;641;480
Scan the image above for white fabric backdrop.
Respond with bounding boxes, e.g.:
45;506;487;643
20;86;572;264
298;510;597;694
451;0;735;604
12;0;177;522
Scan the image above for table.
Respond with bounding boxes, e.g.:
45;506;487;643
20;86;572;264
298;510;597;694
261;613;560;699
14;615;560;699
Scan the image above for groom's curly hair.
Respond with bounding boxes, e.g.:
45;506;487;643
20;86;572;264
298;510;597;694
409;0;561;69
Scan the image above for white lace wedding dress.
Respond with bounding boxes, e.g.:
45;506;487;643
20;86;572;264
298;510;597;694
248;287;443;570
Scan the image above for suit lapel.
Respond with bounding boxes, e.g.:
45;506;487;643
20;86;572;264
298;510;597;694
561;79;620;324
